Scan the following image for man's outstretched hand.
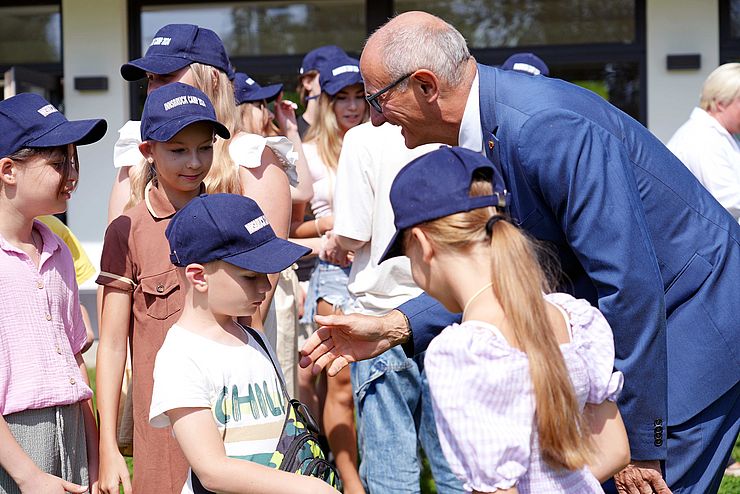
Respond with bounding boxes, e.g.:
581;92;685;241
299;310;410;376
614;461;672;494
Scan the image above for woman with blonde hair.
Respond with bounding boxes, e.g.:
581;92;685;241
380;146;630;493
291;52;368;494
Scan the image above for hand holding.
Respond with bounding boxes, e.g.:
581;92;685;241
274;93;299;135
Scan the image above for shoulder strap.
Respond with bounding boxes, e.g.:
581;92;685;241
238;323;292;403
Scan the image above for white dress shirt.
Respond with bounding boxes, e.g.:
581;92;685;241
667;107;740;222
458;70;484;155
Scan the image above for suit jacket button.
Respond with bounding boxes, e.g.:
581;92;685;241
654;438;663;447
654;419;662;426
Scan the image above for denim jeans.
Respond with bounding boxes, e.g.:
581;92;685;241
351;347;464;494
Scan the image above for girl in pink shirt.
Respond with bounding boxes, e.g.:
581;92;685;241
0;94;106;494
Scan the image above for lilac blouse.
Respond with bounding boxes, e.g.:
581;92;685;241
425;292;623;493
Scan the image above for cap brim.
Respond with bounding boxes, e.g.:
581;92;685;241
121;56;192;81
236;84;284;105
146;116;231;142
28;118;108;148
379;229;404;264
222;237;311;274
323;74;363;96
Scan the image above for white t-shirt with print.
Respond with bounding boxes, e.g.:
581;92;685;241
150;324;287;494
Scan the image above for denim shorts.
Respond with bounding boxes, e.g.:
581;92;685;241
301;259;352;324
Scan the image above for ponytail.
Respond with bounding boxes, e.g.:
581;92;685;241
417;178;591;471
487;217;591;470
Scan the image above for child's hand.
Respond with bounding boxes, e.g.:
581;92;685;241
18;471;87;493
97;447;131;494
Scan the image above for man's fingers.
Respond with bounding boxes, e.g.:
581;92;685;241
328;355;350;377
646;472;671;493
312;344;341;376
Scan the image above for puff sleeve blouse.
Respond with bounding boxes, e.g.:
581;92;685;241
425;292;623;493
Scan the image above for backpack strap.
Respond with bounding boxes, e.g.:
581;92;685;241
238;323;292;404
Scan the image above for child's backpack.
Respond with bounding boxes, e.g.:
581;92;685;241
247;326;342;489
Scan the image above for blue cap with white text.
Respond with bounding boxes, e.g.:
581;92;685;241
318;54;363;96
233;72;283;105
380;146;509;263
121;24;232;81
0;93;107;158
140;82;230;142
166;193;311;273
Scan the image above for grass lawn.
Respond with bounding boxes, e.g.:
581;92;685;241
87;369;740;493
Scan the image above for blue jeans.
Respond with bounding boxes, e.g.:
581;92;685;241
351;347;464;494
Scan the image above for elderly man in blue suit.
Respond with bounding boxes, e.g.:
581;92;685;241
301;11;740;494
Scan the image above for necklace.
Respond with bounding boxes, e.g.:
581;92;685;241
462;281;494;320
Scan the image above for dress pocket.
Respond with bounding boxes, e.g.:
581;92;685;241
140;269;180;320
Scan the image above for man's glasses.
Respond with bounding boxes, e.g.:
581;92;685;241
365;72;413;113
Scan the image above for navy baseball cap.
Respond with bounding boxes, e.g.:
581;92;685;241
319;55;363;96
501;52;549;76
300;45;347;75
0;93;107;158
380;146;510;263
166;193;311;273
141;82;230;142
233;72;283;105
121;24;231;81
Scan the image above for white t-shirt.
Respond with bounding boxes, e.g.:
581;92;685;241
667;107;740;222
113;121;299;186
333;122;440;315
302;141;334;218
150;324;287;494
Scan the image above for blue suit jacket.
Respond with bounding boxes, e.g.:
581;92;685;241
399;63;740;460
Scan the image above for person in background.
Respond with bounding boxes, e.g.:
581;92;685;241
291;52;367;493
667;63;740;223
321;121;465;494
501;52;550;76
37;214;97;353
296;45;348;138
0;93;106;494
233;71;312;397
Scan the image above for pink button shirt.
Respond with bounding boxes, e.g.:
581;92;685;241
0;220;92;415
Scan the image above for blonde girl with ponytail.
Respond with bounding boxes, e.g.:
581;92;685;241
380;146;630;493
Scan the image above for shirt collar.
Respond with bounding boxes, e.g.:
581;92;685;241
144;181;178;219
458;69;483;154
690;107;739;142
0;219;62;265
144;181;207;219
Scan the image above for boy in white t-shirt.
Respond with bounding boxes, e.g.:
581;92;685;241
150;193;338;494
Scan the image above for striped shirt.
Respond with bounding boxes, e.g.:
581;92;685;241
0;220;91;415
426;292;623;493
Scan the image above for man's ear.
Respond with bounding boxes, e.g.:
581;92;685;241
410;226;435;263
411;69;440;104
185;264;208;292
0;157;17;186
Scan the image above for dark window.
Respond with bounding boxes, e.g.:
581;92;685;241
130;0;644;122
720;0;740;62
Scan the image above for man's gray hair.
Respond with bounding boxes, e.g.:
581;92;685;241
374;17;470;89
